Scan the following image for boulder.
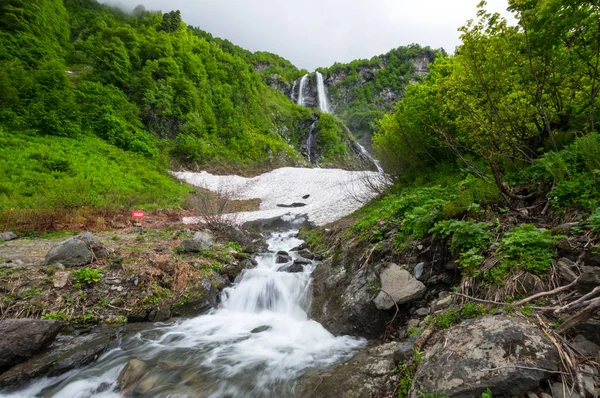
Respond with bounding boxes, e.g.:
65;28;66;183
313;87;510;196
410;316;560;398
45;232;107;266
0;232;17;241
584;246;600;267
0;319;62;370
117;359;149;396
571;334;600;357
297;249;315;259
373;264;426;310
278;263;304;273
0;328;117;387
276;251;292;264
251;325;272;333
296;342;401;397
293;257;312;265
576;266;600;293
551;383;581;398
181;231;213;253
310;256;387;338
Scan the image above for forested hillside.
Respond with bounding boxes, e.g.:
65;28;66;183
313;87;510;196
0;0;365;210
319;44;442;146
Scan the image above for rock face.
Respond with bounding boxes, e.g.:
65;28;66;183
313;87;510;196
0;232;18;241
410;316;560;398
296;342;401;397
181;231;214;252
45;232;107;266
278;263;304;273
0;319;62;370
310;254;387;338
373;263;426;310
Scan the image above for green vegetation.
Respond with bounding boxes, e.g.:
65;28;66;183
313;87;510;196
0;0;362;211
427;303;492;330
71;267;102;284
321;44;443;145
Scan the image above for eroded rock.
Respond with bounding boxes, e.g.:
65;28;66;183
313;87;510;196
181;231;214;252
45;232;107;266
373;264;426;310
0;319;62;370
410;315;560;398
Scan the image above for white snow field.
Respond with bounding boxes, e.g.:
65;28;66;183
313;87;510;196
173;167;387;226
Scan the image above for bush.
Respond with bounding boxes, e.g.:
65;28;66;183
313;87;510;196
430;220;492;254
72;268;102;284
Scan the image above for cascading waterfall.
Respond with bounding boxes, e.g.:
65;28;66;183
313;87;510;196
296;74;308;106
290;79;297;103
315;71;329;113
2;223;364;398
357;143;384;173
306;120;317;163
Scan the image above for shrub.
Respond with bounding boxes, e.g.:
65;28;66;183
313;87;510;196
72;268;102;284
430;220;492;254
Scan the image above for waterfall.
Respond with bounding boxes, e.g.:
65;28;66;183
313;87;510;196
316;71;329;113
306;120;317;163
290;79;297;103
296;74;308;106
358;143;384;173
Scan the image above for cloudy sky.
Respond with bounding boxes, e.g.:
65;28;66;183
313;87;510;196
102;0;513;71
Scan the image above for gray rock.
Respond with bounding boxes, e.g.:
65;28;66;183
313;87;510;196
52;269;69;288
415;307;429;317
276;253;292;264
571;334;600;357
0;319;62;370
45;232;107;266
392;340;415;365
251;325;272;333
431;295;453;312
576;266;600;293
278;263;304;273
373;264;426;310
296;341;403;397
410;316;560;398
583;246;600;267
407;319;421;329
0;328;118;387
551;382;581;398
293;257;312;265
297;249;315;259
118;359;149;396
414;262;425;280
0;232;17;241
181;231;214;252
573;319;600;346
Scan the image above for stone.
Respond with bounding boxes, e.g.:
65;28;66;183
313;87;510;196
407;319;421;329
431;295;453;312
118;359;149;396
410;316;560;398
584;246;600;266
571;334;600;357
52;269;69;288
577;266;600;293
45;232;107;266
275;253;292;264
181;231;213;253
415;307;429;317
540;394;553;398
551;383;581;398
392;341;415;365
278;263;304;273
251;325;272;333
527;392;539;398
557;257;579;282
293;257;312;265
0;232;17;241
297;249;315;259
373;264;426;310
296;341;404;397
0;328;118;387
414;262;425;280
0;319;62;370
574;319;600;346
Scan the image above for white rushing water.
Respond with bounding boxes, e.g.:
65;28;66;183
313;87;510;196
315;71;329;113
296;74;308;106
357;143;384;173
173;167;386;226
2;226;365;398
305;120;316;163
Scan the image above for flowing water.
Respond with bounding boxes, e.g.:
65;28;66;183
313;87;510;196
357;143;383;173
1;223;364;398
296;74;308;106
315;72;329;113
305;120;316;163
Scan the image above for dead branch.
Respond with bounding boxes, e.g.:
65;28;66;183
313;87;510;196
554;286;600;315
556;297;600;334
513;277;580;306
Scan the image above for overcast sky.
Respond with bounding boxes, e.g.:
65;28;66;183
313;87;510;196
102;0;513;71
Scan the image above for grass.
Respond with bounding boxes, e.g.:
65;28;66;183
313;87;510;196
0;128;192;210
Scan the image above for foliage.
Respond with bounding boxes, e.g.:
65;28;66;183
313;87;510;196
225;241;242;252
430;220;492;254
428;303;491;329
488;225;564;284
71;267;102;284
586;208;600;233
